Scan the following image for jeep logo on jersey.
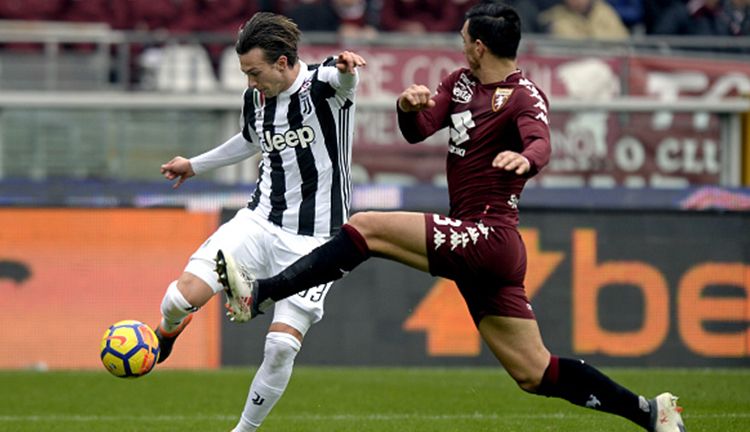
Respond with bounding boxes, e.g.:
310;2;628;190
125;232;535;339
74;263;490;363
261;126;316;152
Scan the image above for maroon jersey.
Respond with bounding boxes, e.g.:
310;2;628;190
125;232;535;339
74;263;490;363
398;68;551;227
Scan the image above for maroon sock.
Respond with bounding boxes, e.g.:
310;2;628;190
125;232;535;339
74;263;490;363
258;224;370;303
537;356;651;430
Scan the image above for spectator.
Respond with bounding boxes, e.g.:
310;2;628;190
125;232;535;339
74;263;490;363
379;0;467;33
686;0;731;34
178;0;259;70
60;0;114;25
539;0;630;39
0;0;66;51
284;0;341;31
184;0;255;34
0;0;64;20
495;0;545;33
606;0;644;30
111;0;196;88
334;0;379;39
58;0;121;52
725;0;750;35
651;0;749;35
643;0;682;33
282;0;379;39
117;0;193;34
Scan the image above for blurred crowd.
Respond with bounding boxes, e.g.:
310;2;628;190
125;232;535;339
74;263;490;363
0;0;746;89
0;0;748;39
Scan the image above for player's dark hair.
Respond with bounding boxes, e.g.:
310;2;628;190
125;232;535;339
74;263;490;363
465;3;521;59
235;12;300;66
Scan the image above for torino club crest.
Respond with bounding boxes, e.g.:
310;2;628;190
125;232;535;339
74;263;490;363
492;88;513;112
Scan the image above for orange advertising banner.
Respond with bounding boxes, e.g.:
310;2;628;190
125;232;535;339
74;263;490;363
0;208;220;370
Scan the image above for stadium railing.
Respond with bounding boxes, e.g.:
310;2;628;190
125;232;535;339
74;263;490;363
0;24;748;191
0;92;746;187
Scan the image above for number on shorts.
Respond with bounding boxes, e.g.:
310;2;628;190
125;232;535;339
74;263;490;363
298;284;329;302
432;214;462;227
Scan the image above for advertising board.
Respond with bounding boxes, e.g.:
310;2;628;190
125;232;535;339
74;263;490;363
0;208;220;369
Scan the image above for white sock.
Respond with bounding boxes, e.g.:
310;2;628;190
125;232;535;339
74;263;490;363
233;332;302;432
159;281;196;332
231;418;257;432
230;420;256;432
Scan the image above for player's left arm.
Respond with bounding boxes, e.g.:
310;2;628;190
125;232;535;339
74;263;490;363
493;116;550;176
493;88;551;176
319;51;366;96
516;115;551;177
334;50;366;85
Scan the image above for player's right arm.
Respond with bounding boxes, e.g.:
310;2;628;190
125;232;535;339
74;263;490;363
160;156;194;189
397;85;435;112
161;132;260;189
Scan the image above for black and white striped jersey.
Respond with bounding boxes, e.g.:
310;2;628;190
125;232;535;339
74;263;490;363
241;58;357;238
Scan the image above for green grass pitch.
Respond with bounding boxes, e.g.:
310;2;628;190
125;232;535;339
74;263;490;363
1;367;748;431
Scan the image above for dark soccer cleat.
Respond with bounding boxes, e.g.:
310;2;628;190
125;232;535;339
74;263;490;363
649;392;686;432
154;314;193;364
214;249;270;323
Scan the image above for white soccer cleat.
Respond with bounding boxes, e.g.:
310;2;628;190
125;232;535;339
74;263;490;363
651;392;686;432
214;249;262;323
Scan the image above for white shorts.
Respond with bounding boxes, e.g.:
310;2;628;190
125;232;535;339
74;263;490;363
185;207;332;336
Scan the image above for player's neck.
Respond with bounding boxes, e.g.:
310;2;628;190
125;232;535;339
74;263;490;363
282;62;302;92
475;58;518;85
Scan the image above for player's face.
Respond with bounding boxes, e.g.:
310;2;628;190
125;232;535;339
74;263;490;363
460;20;480;72
238;47;289;97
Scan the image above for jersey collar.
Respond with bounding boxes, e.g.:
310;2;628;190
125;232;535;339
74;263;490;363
279;60;308;97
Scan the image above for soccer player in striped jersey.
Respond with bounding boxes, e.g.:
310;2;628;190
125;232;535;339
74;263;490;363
217;4;686;432
153;12;366;432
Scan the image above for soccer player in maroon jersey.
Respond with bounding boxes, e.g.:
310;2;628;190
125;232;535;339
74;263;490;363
216;3;686;431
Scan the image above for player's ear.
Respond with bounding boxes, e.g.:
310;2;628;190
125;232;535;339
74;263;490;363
475;39;486;57
276;55;288;71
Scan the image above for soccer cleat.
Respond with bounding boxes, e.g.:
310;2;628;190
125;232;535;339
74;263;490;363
214;249;270;323
154;314;193;364
650;392;686;432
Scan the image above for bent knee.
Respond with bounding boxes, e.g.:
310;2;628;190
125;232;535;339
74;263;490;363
263;332;302;370
505;361;547;394
347;211;379;237
514;373;544;393
176;272;214;306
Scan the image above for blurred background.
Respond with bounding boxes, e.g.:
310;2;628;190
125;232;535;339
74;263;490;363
0;0;748;371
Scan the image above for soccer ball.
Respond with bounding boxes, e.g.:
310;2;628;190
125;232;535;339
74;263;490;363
100;320;160;378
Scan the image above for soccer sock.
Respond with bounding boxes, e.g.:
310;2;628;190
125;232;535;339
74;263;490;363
159;281;196;332
536;356;652;430
234;332;302;432
257;224;370;303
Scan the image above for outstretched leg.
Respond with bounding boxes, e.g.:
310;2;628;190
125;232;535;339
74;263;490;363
254;224;371;304
478;315;684;431
262;211;430;296
222;211;429;320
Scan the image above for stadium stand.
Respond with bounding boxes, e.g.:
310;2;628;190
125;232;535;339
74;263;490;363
0;0;748;194
218;45;246;92
152;43;218;92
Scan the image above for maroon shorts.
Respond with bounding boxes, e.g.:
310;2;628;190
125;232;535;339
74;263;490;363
424;213;535;325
